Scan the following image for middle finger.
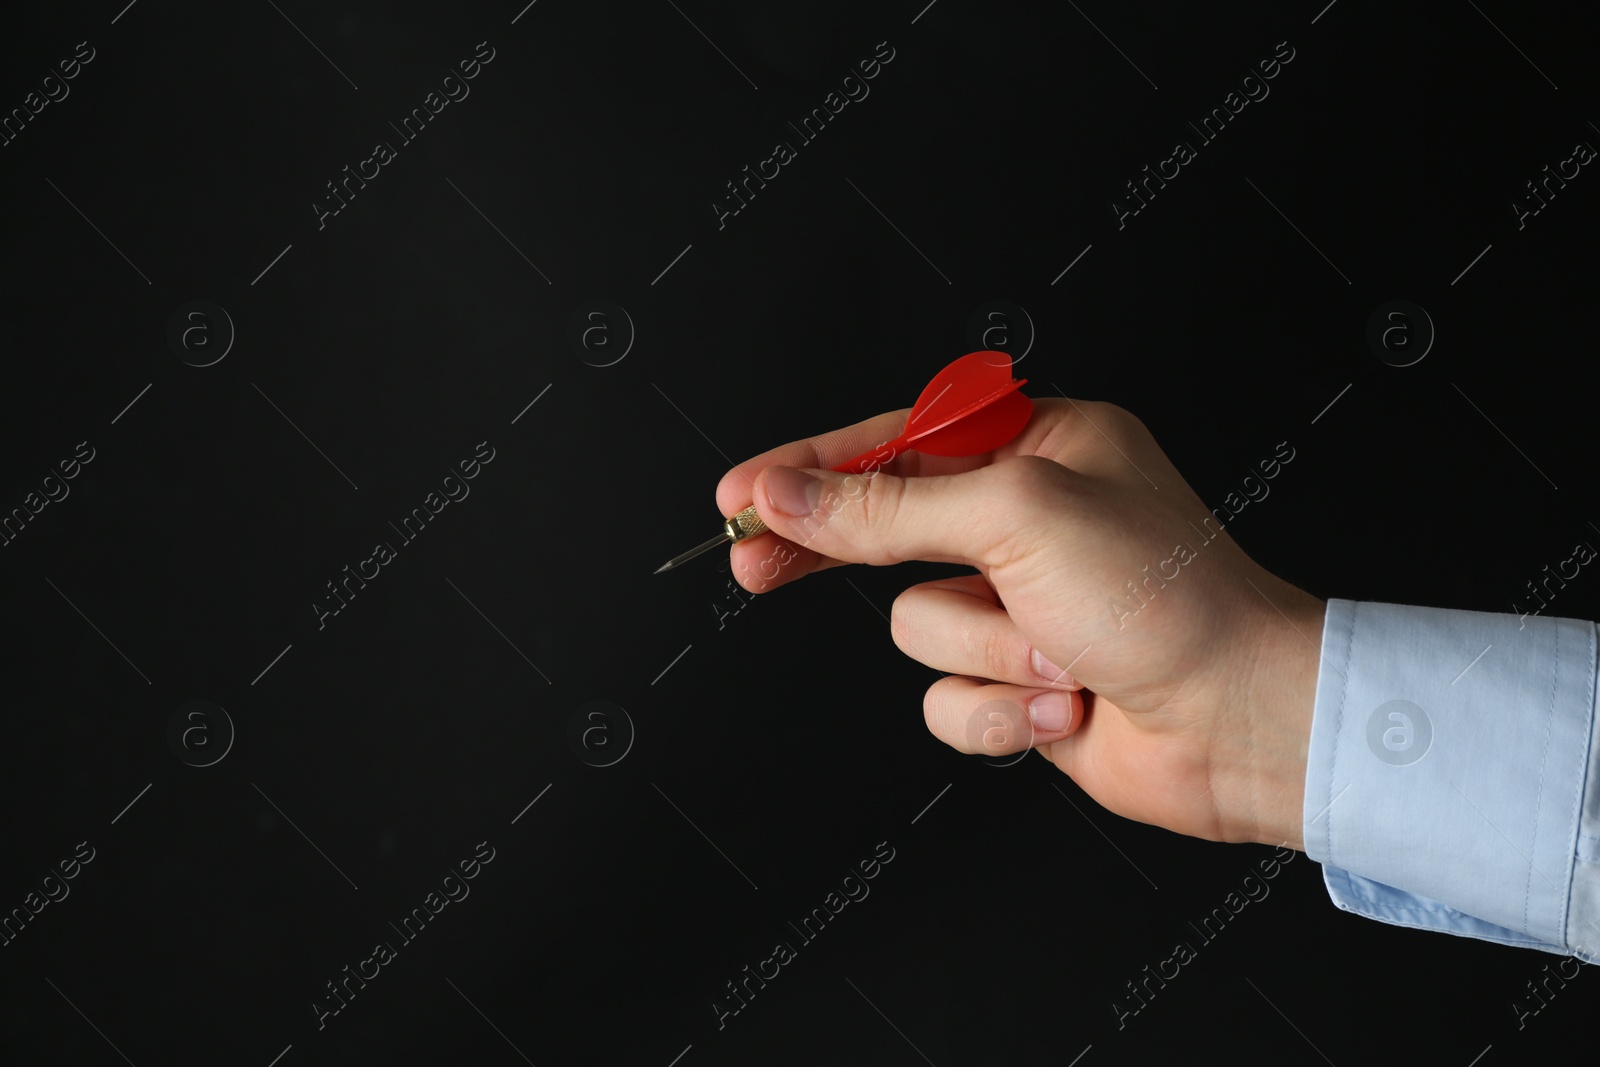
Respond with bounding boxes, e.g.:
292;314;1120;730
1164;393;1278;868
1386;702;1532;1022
889;573;1084;690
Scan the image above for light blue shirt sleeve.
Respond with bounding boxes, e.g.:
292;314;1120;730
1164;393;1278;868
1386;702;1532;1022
1302;599;1600;962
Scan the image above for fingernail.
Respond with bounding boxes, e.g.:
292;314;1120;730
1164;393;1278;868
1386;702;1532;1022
1029;690;1075;733
1031;648;1079;688
764;466;821;517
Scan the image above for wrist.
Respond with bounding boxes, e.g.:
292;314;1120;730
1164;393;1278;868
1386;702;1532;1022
1218;582;1324;850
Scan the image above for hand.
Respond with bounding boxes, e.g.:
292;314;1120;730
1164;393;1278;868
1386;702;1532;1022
716;398;1325;850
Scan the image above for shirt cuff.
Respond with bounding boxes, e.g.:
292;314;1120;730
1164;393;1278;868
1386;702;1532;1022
1302;598;1600;962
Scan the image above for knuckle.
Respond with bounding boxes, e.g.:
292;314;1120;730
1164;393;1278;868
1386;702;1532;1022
971;621;1026;682
1091;401;1151;447
855;471;897;533
994;453;1069;496
981;456;1073;567
844;472;903;564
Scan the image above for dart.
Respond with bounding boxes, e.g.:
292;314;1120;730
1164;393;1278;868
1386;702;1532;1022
654;350;1032;574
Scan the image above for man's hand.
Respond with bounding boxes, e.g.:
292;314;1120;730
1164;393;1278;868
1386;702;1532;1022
715;398;1324;850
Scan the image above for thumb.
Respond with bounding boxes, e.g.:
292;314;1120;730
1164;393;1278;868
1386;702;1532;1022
751;457;1054;570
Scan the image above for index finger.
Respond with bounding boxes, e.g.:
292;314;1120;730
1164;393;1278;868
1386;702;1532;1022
715;406;997;594
714;406;992;518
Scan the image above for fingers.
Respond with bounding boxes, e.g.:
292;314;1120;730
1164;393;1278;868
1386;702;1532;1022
717;405;1019;595
1032;397;1169;484
751;452;1080;574
716;407;908;518
890;574;1084;690
718;410;909;595
715;405;1007;519
923;674;1085;757
717;395;1159;594
729;528;850;595
719;396;1160;520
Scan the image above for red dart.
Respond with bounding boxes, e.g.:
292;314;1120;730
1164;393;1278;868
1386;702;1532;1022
833;349;1032;472
654;351;1031;573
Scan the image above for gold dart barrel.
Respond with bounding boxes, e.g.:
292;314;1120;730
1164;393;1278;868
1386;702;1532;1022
724;504;766;542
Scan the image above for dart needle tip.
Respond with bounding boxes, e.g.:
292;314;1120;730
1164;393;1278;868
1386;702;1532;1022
656;530;735;575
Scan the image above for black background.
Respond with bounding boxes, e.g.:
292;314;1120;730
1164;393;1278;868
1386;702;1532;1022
2;1;1597;1064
